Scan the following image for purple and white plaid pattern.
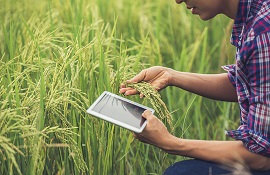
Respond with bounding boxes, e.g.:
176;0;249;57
223;0;270;157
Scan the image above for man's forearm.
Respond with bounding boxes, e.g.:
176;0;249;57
169;70;238;102
162;136;270;170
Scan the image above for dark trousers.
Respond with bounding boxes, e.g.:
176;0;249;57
163;159;270;175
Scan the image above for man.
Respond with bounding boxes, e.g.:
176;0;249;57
120;0;270;174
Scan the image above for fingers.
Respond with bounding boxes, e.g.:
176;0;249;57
119;87;144;97
119;70;147;96
119;83;126;89
127;69;147;83
119;69;148;96
119;87;138;96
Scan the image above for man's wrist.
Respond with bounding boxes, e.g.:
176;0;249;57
160;135;184;154
166;68;177;87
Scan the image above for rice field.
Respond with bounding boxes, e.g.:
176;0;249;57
1;0;240;174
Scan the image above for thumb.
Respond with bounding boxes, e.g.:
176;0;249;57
127;70;146;83
142;110;153;120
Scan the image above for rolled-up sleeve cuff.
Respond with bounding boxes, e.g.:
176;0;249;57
226;129;270;157
222;64;236;88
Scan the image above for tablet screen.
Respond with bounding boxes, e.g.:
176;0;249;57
91;93;146;129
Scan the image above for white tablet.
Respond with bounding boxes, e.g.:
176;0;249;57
86;91;154;133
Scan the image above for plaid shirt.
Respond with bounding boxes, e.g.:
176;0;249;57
223;0;270;157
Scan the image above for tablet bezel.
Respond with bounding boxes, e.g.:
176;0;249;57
86;91;154;133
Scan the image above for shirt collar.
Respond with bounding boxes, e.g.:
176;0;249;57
230;0;253;46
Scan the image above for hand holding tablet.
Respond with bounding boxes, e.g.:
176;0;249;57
86;91;154;133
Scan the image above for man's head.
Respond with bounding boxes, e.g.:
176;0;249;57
175;0;239;20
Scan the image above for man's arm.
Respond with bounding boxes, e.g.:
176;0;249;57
169;70;238;102
120;66;238;102
164;138;270;170
135;110;270;171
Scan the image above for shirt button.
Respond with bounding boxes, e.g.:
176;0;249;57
238;41;241;46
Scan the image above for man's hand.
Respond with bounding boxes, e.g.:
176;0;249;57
133;110;173;149
119;66;173;97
